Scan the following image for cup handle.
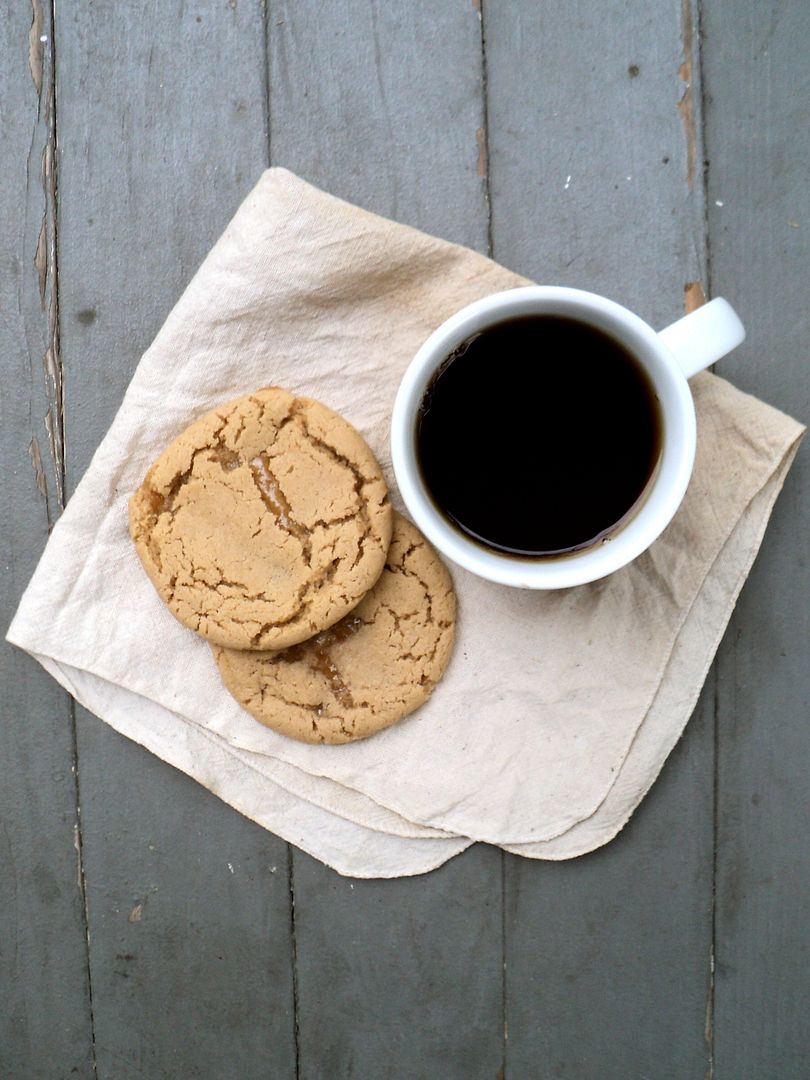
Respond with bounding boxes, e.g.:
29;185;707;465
657;297;746;379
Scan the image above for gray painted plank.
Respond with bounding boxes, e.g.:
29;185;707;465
55;4;296;1077
269;3;503;1077
486;0;706;325
269;0;489;251
484;1;715;1074
0;3;95;1075
703;2;810;1077
502;688;715;1079
73;714;296;1080
292;846;503;1080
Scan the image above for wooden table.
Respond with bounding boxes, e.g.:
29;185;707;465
2;3;807;1077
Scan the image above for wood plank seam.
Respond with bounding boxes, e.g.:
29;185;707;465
43;0;100;1070
69;696;99;1079
262;0;272;164
694;0;714;303
691;1;717;1075
478;0;494;264
265;4;301;1070
684;1;718;1072
478;6;507;1077
288;851;302;1080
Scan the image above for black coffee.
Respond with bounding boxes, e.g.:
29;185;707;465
416;315;663;557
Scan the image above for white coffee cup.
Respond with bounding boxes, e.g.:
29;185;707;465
391;286;745;589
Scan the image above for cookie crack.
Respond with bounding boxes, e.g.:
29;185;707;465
141;416;234;542
379;598;449;687
231;411;248;445
254;681;325;718
249;557;341;645
385;561;438;625
212;447;241;472
188;568;269;604
248;395;268;425
249;453;312;565
269;614;364;708
150;444;207;519
416;631;451;686
294;411;382;570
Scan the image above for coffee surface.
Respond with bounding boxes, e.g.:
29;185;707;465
416;315;663;557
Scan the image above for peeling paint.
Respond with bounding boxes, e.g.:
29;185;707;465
28;436;48;501
704;940;715;1079
39;91;65;508
684;280;706;313
678;0;696;189
42;136;54;188
34;214;47;305
476;126;488;178
28;0;44;95
43;398;63;506
73;824;84;895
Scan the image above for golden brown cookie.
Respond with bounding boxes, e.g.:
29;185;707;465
213;514;456;744
129;387;392;650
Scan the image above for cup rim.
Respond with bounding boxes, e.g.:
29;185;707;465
390;286;696;589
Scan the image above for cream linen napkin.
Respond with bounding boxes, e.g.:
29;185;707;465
8;169;803;877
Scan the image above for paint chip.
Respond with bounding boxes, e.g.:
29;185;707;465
475;127;488;178
715;200;724;207
28;436;48;500
683;281;706;313
128;903;144;923
564;175;571;190
28;0;44;94
227;862;234;874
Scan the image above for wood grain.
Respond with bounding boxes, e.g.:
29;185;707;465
704;2;810;1076
54;4;296;1077
484;1;715;1074
269;3;503;1077
0;2;95;1074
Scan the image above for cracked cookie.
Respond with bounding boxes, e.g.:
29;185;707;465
129;387;393;650
213;514;456;743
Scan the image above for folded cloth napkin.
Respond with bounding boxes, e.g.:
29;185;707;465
9;169;803;878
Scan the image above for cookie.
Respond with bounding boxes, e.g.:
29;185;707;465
129;387;392;650
213;514;456;744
